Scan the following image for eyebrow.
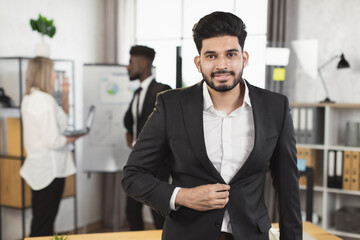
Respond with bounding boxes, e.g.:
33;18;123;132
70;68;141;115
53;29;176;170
203;50;216;55
203;49;240;55
226;49;240;53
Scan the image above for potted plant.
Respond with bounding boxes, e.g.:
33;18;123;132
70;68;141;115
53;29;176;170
52;233;68;240
30;14;56;57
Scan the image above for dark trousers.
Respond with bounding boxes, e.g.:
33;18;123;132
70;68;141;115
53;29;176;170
126;195;165;230
30;178;65;237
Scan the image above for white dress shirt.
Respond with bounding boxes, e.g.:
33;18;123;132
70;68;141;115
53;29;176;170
20;88;76;190
131;75;154;145
170;81;255;234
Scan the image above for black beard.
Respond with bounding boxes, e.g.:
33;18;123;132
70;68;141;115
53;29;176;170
129;73;140;81
203;70;243;92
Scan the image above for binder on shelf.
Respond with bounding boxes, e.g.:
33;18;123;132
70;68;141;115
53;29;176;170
305;148;317;185
299;107;307;144
343;151;352;190
335;150;343;189
305;107;325;145
328;150;336;188
297;147;317;186
291;106;300;143
350;151;360;191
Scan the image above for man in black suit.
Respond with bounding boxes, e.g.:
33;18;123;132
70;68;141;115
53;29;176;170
122;12;302;240
123;45;171;230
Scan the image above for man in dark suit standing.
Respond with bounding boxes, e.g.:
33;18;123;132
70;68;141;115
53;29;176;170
122;12;302;240
123;45;171;230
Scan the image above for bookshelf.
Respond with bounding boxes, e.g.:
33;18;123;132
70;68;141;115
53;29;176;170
292;103;360;239
0;57;77;240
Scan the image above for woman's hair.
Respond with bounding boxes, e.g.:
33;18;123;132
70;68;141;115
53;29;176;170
25;56;54;95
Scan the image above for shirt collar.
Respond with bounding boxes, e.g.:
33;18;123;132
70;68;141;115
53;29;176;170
139;75;154;90
202;80;252;111
243;80;252;108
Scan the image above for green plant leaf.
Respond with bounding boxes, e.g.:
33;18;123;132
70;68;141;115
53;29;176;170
30;19;38;31
30;14;56;38
46;19;53;27
49;27;56;38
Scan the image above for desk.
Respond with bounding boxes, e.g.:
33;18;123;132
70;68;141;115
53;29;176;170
25;222;341;240
272;222;342;240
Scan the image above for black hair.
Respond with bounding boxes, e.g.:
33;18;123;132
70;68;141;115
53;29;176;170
192;11;247;54
129;45;156;63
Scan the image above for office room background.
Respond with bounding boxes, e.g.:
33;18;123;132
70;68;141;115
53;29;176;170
0;0;359;239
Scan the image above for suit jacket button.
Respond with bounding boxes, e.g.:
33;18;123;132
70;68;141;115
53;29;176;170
214;222;221;228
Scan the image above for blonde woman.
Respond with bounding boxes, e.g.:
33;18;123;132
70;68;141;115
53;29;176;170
20;57;83;237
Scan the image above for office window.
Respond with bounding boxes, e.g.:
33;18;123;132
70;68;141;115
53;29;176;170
137;39;181;88
136;0;182;40
135;0;267;89
182;0;234;38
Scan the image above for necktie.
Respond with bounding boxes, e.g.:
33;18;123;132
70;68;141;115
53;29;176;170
134;87;142;134
134;87;142;138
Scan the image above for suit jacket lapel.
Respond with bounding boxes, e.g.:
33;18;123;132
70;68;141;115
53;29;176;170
181;81;224;183
229;81;269;184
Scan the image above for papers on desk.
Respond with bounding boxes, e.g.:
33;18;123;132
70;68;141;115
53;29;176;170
269;227;280;240
269;228;317;240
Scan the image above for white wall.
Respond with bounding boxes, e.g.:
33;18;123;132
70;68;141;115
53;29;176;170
0;0;105;239
286;0;360;103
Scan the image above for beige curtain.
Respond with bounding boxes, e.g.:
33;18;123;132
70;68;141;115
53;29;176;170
103;0;118;64
102;172;127;229
266;0;287;94
264;0;288;223
100;0;128;230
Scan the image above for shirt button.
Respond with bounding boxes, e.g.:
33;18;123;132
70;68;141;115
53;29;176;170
214;222;221;228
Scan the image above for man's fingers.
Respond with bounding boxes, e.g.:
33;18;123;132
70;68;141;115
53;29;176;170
215;191;229;199
212;197;229;209
212;183;230;192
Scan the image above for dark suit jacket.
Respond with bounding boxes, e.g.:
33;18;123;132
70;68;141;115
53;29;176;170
122;80;302;240
124;78;171;181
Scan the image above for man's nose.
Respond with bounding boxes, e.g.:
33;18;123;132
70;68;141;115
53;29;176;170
216;56;229;70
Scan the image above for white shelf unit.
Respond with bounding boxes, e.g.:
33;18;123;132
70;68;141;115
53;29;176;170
292;103;360;239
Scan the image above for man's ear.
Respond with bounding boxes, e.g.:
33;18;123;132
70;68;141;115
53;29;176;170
194;56;201;73
140;58;148;69
242;51;249;68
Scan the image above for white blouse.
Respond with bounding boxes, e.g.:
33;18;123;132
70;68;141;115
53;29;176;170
20;88;76;190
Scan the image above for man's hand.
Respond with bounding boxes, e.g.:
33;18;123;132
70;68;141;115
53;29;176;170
125;132;133;148
175;183;230;211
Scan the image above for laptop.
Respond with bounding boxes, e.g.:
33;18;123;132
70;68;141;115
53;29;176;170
64;105;96;137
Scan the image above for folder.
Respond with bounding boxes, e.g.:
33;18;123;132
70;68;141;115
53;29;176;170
343;151;352;190
298;148;317;186
350;151;360;190
299;108;307;144
335;150;343;189
328;150;336;188
305;148;317;185
291;107;300;143
305;107;325;144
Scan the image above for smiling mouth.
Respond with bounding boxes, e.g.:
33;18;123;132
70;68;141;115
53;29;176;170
214;73;231;80
211;71;234;81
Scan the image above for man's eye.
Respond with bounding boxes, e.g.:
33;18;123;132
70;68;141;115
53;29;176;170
228;53;236;57
206;55;215;59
